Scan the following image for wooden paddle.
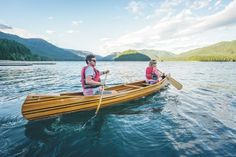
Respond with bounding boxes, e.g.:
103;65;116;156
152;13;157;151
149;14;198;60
151;55;182;90
95;73;108;115
158;70;183;90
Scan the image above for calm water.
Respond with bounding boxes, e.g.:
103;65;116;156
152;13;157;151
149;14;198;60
0;61;236;157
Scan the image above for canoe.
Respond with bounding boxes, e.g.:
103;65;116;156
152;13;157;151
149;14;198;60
22;77;169;121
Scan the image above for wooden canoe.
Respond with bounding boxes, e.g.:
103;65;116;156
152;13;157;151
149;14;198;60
22;78;169;121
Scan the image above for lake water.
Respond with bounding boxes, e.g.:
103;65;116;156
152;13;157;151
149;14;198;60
0;61;236;157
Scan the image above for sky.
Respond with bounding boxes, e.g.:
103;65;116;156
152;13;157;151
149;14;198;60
0;0;236;56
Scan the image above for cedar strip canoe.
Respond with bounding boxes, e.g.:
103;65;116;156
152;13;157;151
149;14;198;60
22;78;169;121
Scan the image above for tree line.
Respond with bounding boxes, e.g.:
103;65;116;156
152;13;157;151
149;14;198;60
0;39;48;61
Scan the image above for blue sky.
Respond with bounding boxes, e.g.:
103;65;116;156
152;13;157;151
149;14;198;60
0;0;236;56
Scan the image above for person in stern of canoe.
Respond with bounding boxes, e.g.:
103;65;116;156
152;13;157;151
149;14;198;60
146;59;165;84
81;54;117;96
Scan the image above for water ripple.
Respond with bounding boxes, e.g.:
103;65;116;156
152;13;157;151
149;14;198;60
0;62;236;156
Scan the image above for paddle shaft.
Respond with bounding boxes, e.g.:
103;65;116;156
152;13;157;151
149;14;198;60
95;73;108;115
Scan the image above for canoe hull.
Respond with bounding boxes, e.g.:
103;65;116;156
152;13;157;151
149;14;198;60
22;78;169;121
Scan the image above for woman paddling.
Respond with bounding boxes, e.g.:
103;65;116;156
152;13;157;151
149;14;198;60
145;59;164;84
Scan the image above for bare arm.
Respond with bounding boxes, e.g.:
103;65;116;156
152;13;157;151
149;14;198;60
85;76;102;86
153;68;161;78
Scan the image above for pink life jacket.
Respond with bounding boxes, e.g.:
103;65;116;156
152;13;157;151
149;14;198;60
81;65;101;89
146;66;160;80
146;66;153;80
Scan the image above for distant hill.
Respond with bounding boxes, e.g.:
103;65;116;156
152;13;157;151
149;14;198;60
103;41;236;62
65;49;103;60
139;49;175;60
101;52;120;61
176;40;236;61
113;49;175;61
0;39;45;61
0;31;83;61
2;28;235;62
114;50;149;61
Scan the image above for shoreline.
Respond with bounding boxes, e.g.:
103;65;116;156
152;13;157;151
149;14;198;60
0;60;56;66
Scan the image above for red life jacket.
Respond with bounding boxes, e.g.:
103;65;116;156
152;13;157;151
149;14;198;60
146;66;159;80
81;65;101;89
146;67;153;79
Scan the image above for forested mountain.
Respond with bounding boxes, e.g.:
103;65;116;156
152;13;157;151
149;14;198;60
113;49;175;61
107;41;236;62
176;40;236;61
1;30;235;62
0;39;45;61
0;31;83;61
101;52;120;61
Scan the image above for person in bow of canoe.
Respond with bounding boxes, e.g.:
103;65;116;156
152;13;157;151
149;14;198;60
145;59;164;84
81;54;117;96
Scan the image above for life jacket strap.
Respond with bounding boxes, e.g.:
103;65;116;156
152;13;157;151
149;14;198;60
84;85;101;89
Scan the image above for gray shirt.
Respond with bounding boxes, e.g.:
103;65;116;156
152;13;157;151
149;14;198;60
85;66;96;78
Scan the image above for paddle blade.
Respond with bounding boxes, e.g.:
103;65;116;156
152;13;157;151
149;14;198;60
167;76;183;90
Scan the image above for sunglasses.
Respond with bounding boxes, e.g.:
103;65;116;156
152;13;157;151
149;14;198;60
90;59;96;62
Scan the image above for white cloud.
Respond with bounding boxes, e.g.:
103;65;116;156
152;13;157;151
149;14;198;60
100;0;236;54
48;16;54;20
0;24;45;39
179;0;236;36
215;0;222;7
126;1;144;14
100;38;111;42
72;20;83;26
145;0;183;20
67;30;74;33
176;9;192;19
190;0;212;10
46;30;54;34
66;29;79;34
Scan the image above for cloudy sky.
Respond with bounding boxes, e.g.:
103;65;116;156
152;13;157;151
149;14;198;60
0;0;236;55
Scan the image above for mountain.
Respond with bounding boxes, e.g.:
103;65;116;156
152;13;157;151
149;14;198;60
176;40;236;61
114;49;175;61
139;49;175;59
0;31;83;61
114;50;149;61
105;41;236;62
0;39;45;61
101;52;120;61
0;24;12;29
65;49;103;60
